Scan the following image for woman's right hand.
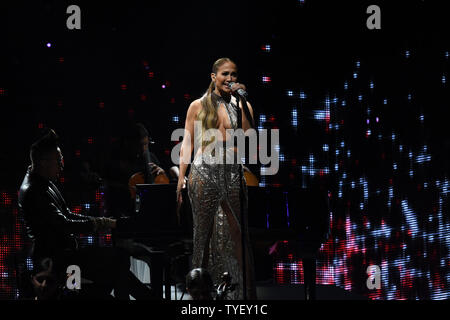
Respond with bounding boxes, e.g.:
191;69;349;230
176;177;186;207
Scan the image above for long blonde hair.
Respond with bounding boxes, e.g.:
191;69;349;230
197;57;237;147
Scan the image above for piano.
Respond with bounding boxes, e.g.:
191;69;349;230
114;183;191;299
114;183;330;300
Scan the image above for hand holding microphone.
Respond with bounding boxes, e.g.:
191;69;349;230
227;82;254;129
227;82;248;98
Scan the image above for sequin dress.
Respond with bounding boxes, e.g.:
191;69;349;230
187;95;256;300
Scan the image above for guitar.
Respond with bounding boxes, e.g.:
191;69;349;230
243;166;259;187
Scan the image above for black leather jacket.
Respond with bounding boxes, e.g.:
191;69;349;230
18;167;96;262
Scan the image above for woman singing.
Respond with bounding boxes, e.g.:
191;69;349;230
177;57;257;299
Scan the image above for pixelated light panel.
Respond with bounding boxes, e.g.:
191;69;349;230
0;188;112;300
269;51;449;300
0;22;448;300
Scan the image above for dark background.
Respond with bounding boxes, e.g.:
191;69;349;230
1;0;448;186
1;0;449;300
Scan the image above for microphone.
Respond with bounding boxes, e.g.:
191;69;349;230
228;82;248;98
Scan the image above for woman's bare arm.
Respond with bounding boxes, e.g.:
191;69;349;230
240;99;255;132
178;100;202;187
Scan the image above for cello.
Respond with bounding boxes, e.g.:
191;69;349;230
128;148;170;199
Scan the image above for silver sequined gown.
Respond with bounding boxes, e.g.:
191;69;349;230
187;95;256;300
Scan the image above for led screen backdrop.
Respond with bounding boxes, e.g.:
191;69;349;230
0;1;448;299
